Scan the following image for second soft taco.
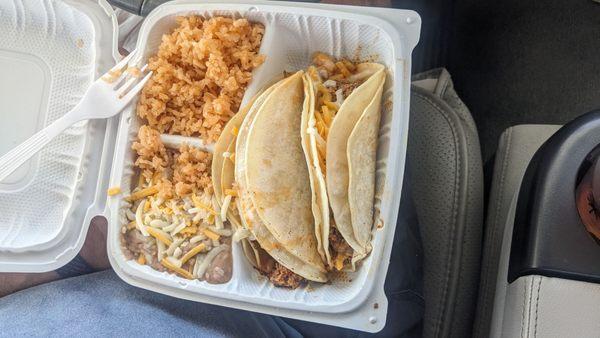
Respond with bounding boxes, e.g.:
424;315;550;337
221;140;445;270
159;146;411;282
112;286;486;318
302;53;386;270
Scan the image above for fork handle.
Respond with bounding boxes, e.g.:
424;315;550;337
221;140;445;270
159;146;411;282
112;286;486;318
0;111;79;183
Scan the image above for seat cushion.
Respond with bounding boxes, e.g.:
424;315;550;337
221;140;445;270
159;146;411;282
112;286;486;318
474;125;560;337
409;68;484;337
501;275;600;337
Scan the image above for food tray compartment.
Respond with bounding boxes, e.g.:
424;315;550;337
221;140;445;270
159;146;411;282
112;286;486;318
107;1;419;332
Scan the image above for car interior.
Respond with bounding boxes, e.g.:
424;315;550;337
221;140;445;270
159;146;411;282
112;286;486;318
405;0;600;336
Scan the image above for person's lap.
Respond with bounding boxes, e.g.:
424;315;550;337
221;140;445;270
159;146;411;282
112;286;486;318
0;173;422;337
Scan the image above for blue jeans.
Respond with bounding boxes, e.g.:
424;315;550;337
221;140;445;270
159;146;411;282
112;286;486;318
0;174;423;337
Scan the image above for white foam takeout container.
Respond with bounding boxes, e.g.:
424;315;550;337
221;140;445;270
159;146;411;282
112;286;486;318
0;0;420;333
0;0;118;271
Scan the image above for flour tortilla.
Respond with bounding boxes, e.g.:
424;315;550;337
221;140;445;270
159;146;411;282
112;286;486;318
244;71;327;275
241;238;259;268
236;72;327;282
300;73;328;265
212;90;261;208
213;91;267;230
301;74;332;267
347;82;384;251
326;63;385;256
220;139;241;228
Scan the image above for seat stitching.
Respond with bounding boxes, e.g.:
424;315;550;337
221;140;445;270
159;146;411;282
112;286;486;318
534;277;542;338
413;91;462;337
414;93;461;336
480;127;514;322
412;92;461;336
527;278;534;337
521;281;526;338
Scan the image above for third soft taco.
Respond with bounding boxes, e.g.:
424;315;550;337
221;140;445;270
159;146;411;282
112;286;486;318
302;53;386;270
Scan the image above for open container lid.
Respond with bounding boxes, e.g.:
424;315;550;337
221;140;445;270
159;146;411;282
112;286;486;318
0;0;119;272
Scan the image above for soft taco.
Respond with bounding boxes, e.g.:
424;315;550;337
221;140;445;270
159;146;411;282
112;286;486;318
213;71;328;288
302;53;386;270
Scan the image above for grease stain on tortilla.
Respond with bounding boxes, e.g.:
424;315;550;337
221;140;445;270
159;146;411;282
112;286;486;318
251;187;292;208
384;98;393;112
280;234;311;248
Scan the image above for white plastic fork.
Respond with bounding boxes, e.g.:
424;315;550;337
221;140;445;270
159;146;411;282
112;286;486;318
0;53;152;183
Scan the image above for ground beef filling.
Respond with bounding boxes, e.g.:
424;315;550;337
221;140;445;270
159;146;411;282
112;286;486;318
339;80;363;98
329;226;352;255
267;263;306;289
254;251;307;289
328;225;353;269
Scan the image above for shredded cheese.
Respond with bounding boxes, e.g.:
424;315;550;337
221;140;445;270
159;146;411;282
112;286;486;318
317;84;332;102
135;201;149;236
179;226;198;236
334;254;346;271
190;234;205;244
207;227;231;237
215;214;224;230
166;238;185;256
232;227;251;242
324;100;338;111
172;222;188;236
192;194;218;215
146;227;173;246
224;189;238;197
307;66;319;80
137;254;146;265
330;73;344;81
202;228;221;241
127;221;137;230
157;240;166;261
221;195;232;222
196;245;228;279
127;186;159;202
342;59;356;71
107;187;121;196
180;243;207;264
149;219;169;228
335;61;351;78
160;258;193;279
173;247;183;258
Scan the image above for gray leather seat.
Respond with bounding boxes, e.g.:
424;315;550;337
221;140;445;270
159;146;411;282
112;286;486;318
409;68;484;337
473;125;560;337
478;124;600;338
471;125;569;337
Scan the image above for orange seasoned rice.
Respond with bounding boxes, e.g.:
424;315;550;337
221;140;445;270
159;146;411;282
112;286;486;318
131;126;169;184
131;126;212;199
136;16;265;143
173;144;213;197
